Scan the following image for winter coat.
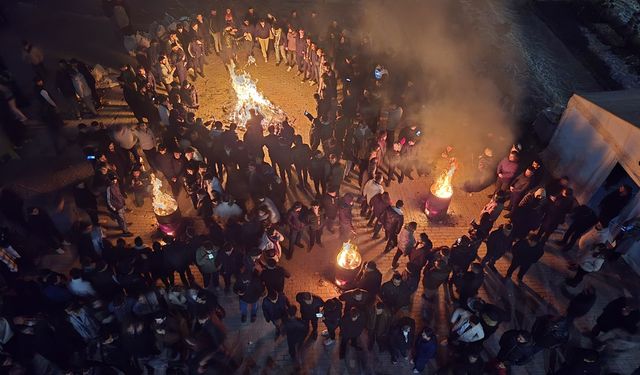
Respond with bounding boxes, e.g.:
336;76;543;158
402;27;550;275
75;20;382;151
195;245;219;274
370;193;390;219
233;274;265;304
356;268;382;296
381;206;404;235
497;330;537;365
380;280;411;309
389;317;416;351
397;226;416;255
339;313;366;339
512;239;544;266
486;227;512;259
366;304;393;338
321;193;339;219
260;266;290;293
262;294;291;322
422;262;451;290
295;293;324;320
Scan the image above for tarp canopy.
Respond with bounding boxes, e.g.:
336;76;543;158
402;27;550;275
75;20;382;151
543;90;640;273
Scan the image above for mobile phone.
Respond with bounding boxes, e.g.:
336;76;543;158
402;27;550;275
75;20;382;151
315;313;323;318
86;155;96;160
207;253;214;259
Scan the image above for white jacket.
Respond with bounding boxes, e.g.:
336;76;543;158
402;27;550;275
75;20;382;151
362;179;384;204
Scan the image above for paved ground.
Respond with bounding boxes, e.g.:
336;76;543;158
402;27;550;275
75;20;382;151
2;0;639;374
39;74;640;374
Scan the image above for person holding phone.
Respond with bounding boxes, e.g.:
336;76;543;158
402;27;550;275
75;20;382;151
295;291;324;340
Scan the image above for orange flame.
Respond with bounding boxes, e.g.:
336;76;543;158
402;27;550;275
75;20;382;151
228;61;286;128
431;162;457;199
337;241;362;270
151;174;178;216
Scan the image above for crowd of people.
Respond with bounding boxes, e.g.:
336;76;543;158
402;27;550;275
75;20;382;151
0;1;638;374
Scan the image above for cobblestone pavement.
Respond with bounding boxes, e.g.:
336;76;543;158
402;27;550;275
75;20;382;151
27;51;637;375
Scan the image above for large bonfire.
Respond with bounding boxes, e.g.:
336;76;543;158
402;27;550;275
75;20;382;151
150;174;178;216
227;61;287;128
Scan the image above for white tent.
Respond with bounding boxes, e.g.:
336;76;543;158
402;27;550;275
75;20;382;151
542;90;640;273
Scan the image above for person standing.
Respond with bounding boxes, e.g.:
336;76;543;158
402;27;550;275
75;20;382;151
389;317;416;365
309;150;329;196
366;301;392;352
295;292;324;340
537;187;574;243
321;188;339;233
34;77;65;153
506;167;534;214
412;328;437;373
339;307;366;360
283;307;308;363
285;202;305;259
262;290;291;339
481;224;513;271
338;193;355;240
70;64;98;117
356;260;382;296
392;221;417;269
307;200;324;251
21;40;46;78
376;200;404;249
321;297;342;346
73;182;99;225
590;296;639;338
361;172;384;218
380;272;412;313
494;151;519;194
208;9;223;55
234;271;265;323
195;240;219;289
285;27;297;71
106;175;131;236
187;38;206;79
55;60;81;119
271;20;286;66
556;205;598;251
504;233;544;283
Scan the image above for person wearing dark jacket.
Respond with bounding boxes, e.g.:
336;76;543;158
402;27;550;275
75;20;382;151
598;184;632;226
27;206;66;254
338;193;355;240
321;188;339;233
506;168;534;213
408;233;433;271
339;288;371;312
73;182;99;225
554;348;601;375
380;272;412;312
557;205;598;251
531;314;570;349
366;301;393;351
260;258;290;294
454;263;484;305
413;327;437;373
374;199;404;245
422;258;451;301
566;286;596;320
327;153;345;194
309;150;329;195
504;233;544;283
295;292;324;339
356;261;382;296
388;316;415;364
216;242;242;294
496;329;538;366
163;237;194;287
339;307;366;359
306;200;324;250
368;191;391;228
234;271;265;323
590;296;639;337
262;290;291;338
286;202;305;259
283;306;309;362
291;135;311;189
321;297;342;345
537;188;574;243
482;224;513;271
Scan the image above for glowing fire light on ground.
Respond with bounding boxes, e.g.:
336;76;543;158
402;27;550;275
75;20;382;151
431;162;457;199
227;61;286;128
337;241;362;270
151;174;178;216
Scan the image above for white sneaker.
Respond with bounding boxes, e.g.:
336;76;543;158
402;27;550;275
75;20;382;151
287;66;292;72
323;338;335;346
413;370;420;374
321;330;329;337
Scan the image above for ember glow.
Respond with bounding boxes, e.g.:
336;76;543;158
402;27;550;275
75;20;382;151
431;162;457;199
337;241;362;270
151;174;178;216
227;61;286;128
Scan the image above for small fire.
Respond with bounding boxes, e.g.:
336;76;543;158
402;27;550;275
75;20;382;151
337;241;362;270
228;61;286;128
431;161;457;199
151;174;178;216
